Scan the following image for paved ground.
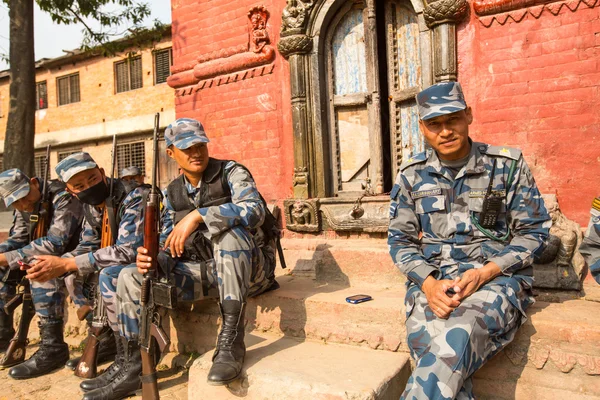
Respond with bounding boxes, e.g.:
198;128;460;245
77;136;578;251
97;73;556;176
0;345;189;400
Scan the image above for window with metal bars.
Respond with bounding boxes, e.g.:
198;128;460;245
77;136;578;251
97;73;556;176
115;56;143;93
154;48;172;85
58;150;82;162
116;142;146;176
57;73;81;106
34;155;46;178
36;81;48;110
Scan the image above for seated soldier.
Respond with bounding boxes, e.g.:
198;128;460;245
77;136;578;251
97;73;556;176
120;166;144;185
388;82;551;399
80;118;279;400
24;153;147;385
579;197;600;285
0;168;85;378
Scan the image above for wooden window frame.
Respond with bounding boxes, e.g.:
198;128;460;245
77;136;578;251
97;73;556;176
154;48;172;85
56;73;81;106
114;56;143;93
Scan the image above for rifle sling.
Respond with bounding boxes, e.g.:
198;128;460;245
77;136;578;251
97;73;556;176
140;371;158;384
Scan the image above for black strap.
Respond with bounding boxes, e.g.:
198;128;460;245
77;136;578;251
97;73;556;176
140;371;158;384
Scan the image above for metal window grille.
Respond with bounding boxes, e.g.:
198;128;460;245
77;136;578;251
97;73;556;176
57;73;80;106
115;56;143;93
36;81;48;110
58;150;81;162
0;158;3;172
154;48;172;85
116;141;146;176
34;155;46;178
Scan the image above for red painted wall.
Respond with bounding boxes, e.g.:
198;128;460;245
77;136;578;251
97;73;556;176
458;5;600;226
170;0;294;203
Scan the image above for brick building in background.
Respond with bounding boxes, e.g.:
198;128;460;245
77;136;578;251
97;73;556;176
164;0;600;399
0;27;176;189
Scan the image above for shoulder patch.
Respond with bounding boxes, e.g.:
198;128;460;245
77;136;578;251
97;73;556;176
400;151;428;171
484;145;522;161
592;197;600;212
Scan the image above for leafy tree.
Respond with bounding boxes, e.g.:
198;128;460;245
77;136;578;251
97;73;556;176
3;0;156;175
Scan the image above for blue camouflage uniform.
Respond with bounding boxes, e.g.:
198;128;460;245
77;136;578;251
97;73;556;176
579;197;600;284
388;82;551;400
115;118;276;340
0;169;86;318
55;153;147;332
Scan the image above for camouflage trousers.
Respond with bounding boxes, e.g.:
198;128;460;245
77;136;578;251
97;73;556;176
0;267;89;319
402;278;524;400
102;226;276;339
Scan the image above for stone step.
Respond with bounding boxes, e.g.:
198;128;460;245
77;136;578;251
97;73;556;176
188;332;412;400
169;274;407;354
280;238;405;289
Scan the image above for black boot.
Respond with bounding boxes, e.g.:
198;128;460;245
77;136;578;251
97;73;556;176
207;300;246;385
82;339;142;400
0;311;15;352
80;332;125;392
66;327;117;371
8;318;69;379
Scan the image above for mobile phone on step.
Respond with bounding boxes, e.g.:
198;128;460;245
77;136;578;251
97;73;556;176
346;294;373;304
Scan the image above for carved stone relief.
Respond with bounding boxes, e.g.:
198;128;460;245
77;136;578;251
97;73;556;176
167;6;276;96
284;199;321;232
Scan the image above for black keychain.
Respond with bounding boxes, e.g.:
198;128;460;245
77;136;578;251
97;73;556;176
479;159;503;229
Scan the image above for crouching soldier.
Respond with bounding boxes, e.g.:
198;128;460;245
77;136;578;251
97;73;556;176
388;82;551;399
24;152;147;386
120;166;144;185
579;197;600;285
0;168;85;378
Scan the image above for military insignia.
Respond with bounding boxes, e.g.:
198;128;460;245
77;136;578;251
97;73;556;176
410;188;442;200
469;189;506;198
592;197;600;212
500;148;511;156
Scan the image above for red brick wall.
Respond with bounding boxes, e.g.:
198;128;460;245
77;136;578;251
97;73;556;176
171;0;294;202
458;5;600;226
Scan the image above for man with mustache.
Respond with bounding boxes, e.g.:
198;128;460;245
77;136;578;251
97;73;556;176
388;82;551;399
23;152;148;390
0;168;85;378
579;197;600;285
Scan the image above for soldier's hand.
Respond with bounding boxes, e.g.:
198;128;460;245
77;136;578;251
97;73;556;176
450;263;502;301
165;211;203;258
136;246;153;274
25;255;67;282
422;276;461;319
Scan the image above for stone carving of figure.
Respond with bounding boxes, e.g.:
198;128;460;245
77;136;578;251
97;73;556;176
291;201;311;225
281;0;313;33
546;198;579;267
249;7;270;53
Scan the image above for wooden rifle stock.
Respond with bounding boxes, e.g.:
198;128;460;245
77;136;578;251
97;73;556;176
0;281;35;369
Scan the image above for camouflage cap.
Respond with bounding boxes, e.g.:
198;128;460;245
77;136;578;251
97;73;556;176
0;169;31;207
416;81;467;120
55;152;98;183
164;118;210;150
120;166;142;178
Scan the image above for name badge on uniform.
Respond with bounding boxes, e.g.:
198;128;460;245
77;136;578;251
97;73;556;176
469;189;506;198
410;188;442;200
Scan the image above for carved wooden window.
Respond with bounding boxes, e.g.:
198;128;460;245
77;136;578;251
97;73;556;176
154;48;172;85
115;56;143;93
57;73;80;106
325;0;425;195
117;141;146;176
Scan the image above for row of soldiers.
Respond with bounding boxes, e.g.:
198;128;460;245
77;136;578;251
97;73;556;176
0;117;280;400
0;83;599;400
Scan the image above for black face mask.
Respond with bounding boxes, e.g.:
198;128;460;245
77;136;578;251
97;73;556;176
77;180;109;206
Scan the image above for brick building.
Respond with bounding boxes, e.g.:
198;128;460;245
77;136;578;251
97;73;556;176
163;0;600;398
0;28;176;187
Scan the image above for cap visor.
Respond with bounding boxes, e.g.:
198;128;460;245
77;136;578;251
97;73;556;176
421;105;467;121
173;136;210;150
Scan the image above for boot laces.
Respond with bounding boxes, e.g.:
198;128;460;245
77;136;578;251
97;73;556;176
217;326;238;351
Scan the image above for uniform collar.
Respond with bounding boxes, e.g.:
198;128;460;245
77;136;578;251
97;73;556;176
426;139;486;180
182;174;202;193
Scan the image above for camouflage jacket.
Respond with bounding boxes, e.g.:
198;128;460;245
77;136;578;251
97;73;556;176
388;142;551;291
0;179;83;270
579;198;600;284
64;179;147;275
160;161;265;247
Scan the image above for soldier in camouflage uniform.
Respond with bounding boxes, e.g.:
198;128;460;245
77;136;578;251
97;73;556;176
579;197;600;285
113;118;277;390
0;168;85;378
388;82;551;399
24;152;147;389
120;166;144;185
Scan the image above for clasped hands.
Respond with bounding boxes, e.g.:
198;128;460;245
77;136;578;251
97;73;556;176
136;210;203;274
422;262;501;320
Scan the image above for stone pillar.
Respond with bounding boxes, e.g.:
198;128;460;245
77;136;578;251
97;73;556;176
423;0;469;82
279;34;314;199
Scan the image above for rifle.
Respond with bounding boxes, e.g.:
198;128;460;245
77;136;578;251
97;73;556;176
140;113;173;400
74;136;117;379
0;145;51;369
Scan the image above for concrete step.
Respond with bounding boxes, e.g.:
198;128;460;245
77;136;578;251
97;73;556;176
280;238;405;289
188;332;412;400
169;275;407;355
